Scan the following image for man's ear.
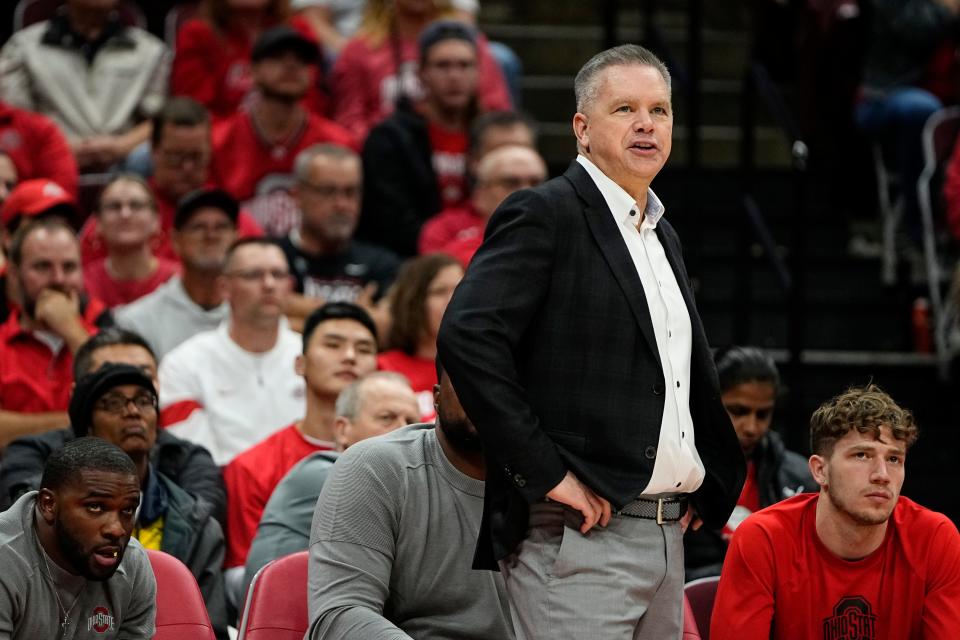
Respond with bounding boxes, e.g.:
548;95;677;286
572;112;589;152
809;454;828;488
294;354;305;376
37;488;58;525
433;384;441;413
332;416;350;449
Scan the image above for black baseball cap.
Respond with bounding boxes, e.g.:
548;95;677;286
174;187;239;229
69;363;157;438
418;20;477;63
251;26;320;64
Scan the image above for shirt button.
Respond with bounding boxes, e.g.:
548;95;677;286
652;383;665;395
676;482;681;488
668;331;672;338
676;381;680;388
682;431;685;438
644;446;657;459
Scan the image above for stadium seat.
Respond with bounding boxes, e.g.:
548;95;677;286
683;592;703;639
684;575;720;640
916;106;960;377
146;549;216;640
237;550;309;640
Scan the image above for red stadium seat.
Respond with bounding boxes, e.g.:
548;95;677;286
684;575;720;640
146;549;216;640
683;592;704;639
237;550;309;640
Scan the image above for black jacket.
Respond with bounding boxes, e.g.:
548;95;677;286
438;161;745;569
358;99;441;256
683;430;817;580
0;428;226;525
150;471;229;639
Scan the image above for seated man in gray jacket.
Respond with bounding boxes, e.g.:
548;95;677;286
306;361;514;639
67;363;229;639
0;437;156;638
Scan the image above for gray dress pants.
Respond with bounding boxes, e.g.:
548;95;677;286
499;501;685;640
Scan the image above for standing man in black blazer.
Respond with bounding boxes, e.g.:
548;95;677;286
437;44;745;639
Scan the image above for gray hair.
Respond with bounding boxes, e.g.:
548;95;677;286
574;44;672;112
335;371;413;420
293;143;360;183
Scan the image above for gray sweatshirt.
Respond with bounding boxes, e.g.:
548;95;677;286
307;425;514;639
0;492;156;639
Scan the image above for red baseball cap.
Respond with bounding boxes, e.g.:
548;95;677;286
1;179;79;231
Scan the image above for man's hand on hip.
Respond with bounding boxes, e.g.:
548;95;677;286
546;471;612;534
680;503;702;533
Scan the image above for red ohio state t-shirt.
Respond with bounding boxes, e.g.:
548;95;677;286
427;123;468;209
711;493;960;640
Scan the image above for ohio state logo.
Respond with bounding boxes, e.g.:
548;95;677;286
822;596;876;639
87;606;115;633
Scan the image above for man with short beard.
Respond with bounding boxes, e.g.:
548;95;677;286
0;437;156;638
282;144;399;330
306;361;513;640
0;219;111;446
208;26;355;237
712;384;960;639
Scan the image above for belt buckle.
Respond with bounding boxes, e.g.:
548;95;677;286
656;498;664;525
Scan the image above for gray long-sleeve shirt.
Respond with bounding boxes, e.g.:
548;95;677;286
307;425;514;639
0;492;156;639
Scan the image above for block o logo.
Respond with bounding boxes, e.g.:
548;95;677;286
822;595;876;640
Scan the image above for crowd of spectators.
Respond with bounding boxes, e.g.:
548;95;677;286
0;0;957;638
0;0;537;633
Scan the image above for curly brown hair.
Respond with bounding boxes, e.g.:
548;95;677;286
809;384;919;456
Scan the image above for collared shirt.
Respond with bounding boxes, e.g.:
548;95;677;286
0;304;104;413
576;155;705;495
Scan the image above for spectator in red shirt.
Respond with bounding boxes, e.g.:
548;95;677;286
222;301;383;602
83;175;180;309
79;98;262;265
378;253;463;419
1;179;82;325
209;26;355;237
419;143;547;264
172;0;328;121
0;100;78;198
0;219;110;447
330;0;510;143
712;384;960;639
360;21;484;256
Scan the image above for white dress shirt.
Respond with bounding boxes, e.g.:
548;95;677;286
576;155;705;495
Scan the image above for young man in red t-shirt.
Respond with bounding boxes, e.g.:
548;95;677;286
359;21;484;256
712;384;960;639
208;27;356;237
221;302;381;603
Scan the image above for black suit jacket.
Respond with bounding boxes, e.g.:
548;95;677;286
437;161;745;569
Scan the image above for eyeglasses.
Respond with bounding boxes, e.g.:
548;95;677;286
299;182;360;200
158;150;208;168
95;391;158;415
224;268;290;282
100;200;154;215
483;175;545;191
